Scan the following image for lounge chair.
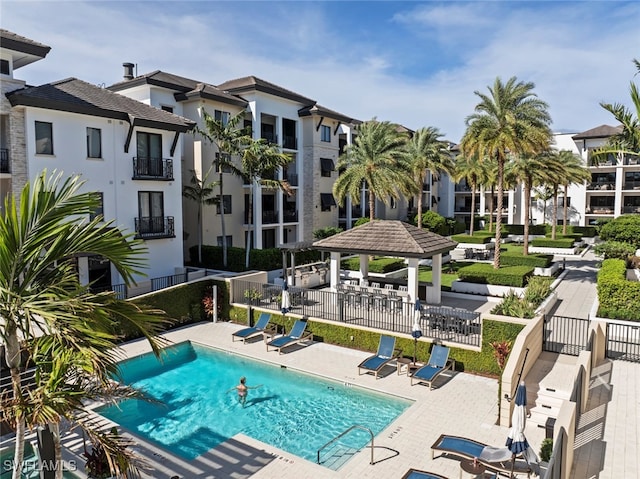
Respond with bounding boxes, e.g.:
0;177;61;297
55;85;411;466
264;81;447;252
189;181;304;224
400;469;448;479
266;319;313;354
357;335;401;379
410;344;454;389
232;312;271;343
430;434;532;477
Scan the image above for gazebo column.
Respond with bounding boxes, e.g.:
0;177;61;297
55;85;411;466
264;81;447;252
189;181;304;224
407;257;419;303
359;254;369;286
330;252;341;291
427;253;442;304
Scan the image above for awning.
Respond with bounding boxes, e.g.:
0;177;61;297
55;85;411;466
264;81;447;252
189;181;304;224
320;193;337;208
320;158;335;173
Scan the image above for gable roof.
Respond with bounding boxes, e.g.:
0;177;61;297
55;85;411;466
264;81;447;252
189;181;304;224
175;82;248;107
573;124;622;140
313;220;458;258
216;75;315;105
298;103;358;124
7;78;195;132
0;29;51;69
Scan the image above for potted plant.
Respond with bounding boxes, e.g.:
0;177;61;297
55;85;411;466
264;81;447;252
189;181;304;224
540;437;553;464
243;287;262;305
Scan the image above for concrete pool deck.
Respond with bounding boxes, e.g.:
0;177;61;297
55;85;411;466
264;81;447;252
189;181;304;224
61;321;544;479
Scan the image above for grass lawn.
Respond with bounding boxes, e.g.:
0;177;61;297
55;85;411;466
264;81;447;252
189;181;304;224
418;261;473;290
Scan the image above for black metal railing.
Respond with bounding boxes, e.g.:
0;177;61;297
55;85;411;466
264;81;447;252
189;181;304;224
0;148;9;173
261;133;277;144
284;172;299;186
622;205;640;214
282;135;297;150
587;182;615;190
232;280;481;347
151;273;187;291
283;210;298;222
623;180;640;190
262;210;278;224
132;157;173;180
543;315;590;356
606;322;640;362
135;216;175;239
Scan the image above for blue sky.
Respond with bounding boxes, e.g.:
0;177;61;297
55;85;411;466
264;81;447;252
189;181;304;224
2;1;638;142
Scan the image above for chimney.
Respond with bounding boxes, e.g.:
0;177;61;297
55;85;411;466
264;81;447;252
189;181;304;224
122;62;135;80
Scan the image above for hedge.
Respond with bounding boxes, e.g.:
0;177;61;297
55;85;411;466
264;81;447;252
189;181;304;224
569;225;597;237
597;259;640;321
192;245;322;272
500;253;553;268
451;234;492;244
341;256;406;273
457;263;534;287
530;238;576;248
599;215;640;248
502;224;547;236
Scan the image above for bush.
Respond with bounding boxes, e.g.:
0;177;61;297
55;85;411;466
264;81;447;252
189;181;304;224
491;290;535;318
341;256;405;273
192;245;321;272
540;438;554;462
524;276;554;306
416;210;449;235
569;225;597;237
594;241;636;260
599;215;640;248
501;253;553;268
313;226;343;239
457;263;534;287
448;218;467;235
597;258;640;321
530;238;576;248
451;234;492;244
502;224;547;236
354;217;371;227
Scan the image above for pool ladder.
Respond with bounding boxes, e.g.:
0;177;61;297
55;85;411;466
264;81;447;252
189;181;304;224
316;424;374;466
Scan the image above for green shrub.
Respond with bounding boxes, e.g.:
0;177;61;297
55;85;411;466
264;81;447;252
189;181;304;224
416;210;449;235
451;234;492;244
524;276;554;306
568;225;597;237
599;215;640;248
530;238;576;248
449;218;467;235
503;224;524;235
341;256;405;273
354;217;371;227
597;258;640;321
313;226;343;239
594;241;636;260
192;245;321;272
540;438;554;462
457;263;534;287
491;290;535;318
501;253;553;268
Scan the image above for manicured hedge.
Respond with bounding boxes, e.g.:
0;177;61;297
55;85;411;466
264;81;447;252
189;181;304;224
451;234;492;244
341;257;406;273
501;253;553;268
457;263;534;287
599;215;640;248
192;245;322;271
569;226;597;237
597;259;640;321
530;238;576;248
503;224;547;235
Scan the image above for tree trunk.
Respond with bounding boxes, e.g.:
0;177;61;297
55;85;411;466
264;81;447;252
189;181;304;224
369;190;375;222
197;203;203;265
523;178;531;256
493;157;504;269
489;186;495;233
52;422;62;479
245;183;253;269
417;173;424;228
552;186;559;239
219;170;227;268
469;184;477;236
6;328;26;479
562;185;569;235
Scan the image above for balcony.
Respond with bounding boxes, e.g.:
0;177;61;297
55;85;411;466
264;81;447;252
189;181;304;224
133;157;173;180
134;216;175;239
261;133;277;144
262;210;278;224
623;181;640;190
284;172;299;186
0;148;8;173
586;207;614;215
455;184;472;192
587;182;615;191
283;210;298;223
283;135;297;150
622;205;640;214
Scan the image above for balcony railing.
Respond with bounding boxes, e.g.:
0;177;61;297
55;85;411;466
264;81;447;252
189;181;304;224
283;135;297;150
135;216;175;239
132;157;173;180
587;182;615;190
283;210;298;223
623;181;640;190
455;184;472;192
0;148;9;173
261;133;277;144
284;172;299;186
622;206;640;214
586;207;614;215
262;210;279;224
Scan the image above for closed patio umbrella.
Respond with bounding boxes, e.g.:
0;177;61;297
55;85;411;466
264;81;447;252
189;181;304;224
506;381;539;477
412;300;423;363
281;281;291;315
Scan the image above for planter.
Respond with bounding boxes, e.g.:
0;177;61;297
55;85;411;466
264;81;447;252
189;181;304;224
456;242;491;251
534;261;562;277
529;246;579;256
451;280;526;298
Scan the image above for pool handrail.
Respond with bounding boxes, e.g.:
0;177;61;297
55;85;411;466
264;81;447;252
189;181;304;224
317;424;374;466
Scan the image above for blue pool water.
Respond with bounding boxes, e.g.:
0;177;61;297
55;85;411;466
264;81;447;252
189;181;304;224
97;342;411;465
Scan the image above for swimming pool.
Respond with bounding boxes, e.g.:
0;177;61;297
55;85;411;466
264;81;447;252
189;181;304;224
97;342;411;467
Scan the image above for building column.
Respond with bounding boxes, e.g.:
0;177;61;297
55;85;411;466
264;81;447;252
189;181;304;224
330;252;341;290
427;254;442;304
407;257;419;303
77;256;90;286
614;165;623;217
359;254;369;286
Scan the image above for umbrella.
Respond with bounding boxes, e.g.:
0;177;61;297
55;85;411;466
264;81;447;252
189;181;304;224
506;381;539;477
281;281;291;315
411;300;423;363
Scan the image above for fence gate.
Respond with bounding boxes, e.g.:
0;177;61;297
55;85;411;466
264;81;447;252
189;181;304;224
543;315;590;356
606;322;640;362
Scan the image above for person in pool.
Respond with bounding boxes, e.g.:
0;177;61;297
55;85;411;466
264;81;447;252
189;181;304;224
227;376;262;407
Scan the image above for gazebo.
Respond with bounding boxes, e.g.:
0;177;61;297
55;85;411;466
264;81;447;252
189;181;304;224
312;220;457;304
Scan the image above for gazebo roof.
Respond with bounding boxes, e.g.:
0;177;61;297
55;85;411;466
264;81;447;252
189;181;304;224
312;220;458;258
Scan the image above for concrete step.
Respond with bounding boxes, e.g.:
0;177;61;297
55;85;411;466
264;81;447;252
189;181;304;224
529;406;560;427
529;410;556;430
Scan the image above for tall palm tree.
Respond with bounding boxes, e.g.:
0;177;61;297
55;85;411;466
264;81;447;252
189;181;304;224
239;140;292;268
197;109;250;268
333;119;413;222
405;127;454;228
506;153;552;254
452;153;487;236
182;166;219;265
0;171;166;479
555;150;591;235
460;77;552;268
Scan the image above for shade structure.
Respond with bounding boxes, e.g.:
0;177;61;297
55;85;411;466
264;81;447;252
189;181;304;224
281;281;291;315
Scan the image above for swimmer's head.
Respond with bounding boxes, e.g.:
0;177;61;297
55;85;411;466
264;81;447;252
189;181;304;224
240;376;246;384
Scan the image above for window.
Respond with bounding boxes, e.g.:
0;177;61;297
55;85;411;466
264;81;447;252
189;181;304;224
138;191;164;233
161;105;174;113
558;197;571;207
217;235;233;247
320;193;336;211
216;195;232;214
35;121;53;155
137;132;162;160
390;197;397;209
214;110;230;126
321;125;331;142
0;59;9;75
90;192;104;221
86;127;102;158
320;158;334;177
215;152;232;173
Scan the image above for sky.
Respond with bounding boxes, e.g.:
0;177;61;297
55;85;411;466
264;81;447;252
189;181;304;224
2;1;639;143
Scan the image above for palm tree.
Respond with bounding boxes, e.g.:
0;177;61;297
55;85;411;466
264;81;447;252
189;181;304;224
555;151;591;235
182;166;219;265
405;127;454;228
460;77;552;268
0;171;166;479
506;153;552;254
239;140;292;268
333;119;413;221
197;109;250;268
452;153;487;236
534;186;555;225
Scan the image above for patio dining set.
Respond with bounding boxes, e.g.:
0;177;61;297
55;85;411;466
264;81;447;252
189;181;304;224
337;282;407;311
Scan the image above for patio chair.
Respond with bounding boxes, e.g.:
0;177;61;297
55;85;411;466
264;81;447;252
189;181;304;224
266;319;313;354
231;312;271;343
410;344;454;389
430;434;533;477
400;469;447;479
357;335;402;379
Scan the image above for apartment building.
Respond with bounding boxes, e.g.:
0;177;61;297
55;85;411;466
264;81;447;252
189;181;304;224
1;30;195;290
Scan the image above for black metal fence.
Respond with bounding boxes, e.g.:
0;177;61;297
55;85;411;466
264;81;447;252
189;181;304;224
233;280;482;347
543;315;590;356
112;272;190;300
606;321;640;362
